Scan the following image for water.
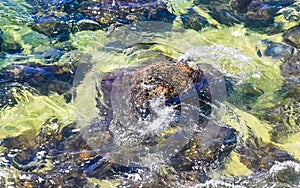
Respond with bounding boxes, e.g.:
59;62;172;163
0;0;300;187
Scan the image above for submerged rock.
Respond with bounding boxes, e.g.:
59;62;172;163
31;16;71;39
194;0;290;28
98;61;212;126
283;25;300;48
181;9;209;31
0;60;238;186
28;0;175;39
171;125;237;172
0;30;23;54
280;52;300;76
0;63;74;108
243;1;279;27
237;143;294;171
259;40;295;59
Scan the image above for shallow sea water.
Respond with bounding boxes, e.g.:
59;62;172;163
0;0;300;187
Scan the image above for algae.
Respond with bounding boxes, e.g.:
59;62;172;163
70;30;109;52
224;151;252;176
0;90;75;140
162;0;194;16
87;177;121;188
279;132;300;160
222;103;273;144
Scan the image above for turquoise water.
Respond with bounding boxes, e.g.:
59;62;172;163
0;0;300;187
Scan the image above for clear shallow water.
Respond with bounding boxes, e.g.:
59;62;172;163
0;0;300;187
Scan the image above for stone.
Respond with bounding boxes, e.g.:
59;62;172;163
28;0;175;39
181;9;209;31
0;63;74;108
0;41;23;54
262;40;295;59
194;0;287;28
280;52;300;76
283;25;300;48
31;16;70;39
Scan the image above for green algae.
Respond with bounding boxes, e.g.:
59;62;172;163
224;151;252;176
275;2;300;31
222;103;273;144
222;103;300;174
0;0;46;55
70;30;109;52
279;132;300;160
0;91;75;140
87;177;121;188
163;0;193;16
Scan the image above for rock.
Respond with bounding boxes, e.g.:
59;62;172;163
41;48;64;63
181;9;209;31
0;63;74;108
229;0;253;12
280;52;300;76
267;161;300;185
264;0;294;6
0;30;23;53
98;61;212;125
30;16;70;39
283;25;300;48
262;40;295;59
28;0;175;39
80;0;176;25
2;63;74;95
237;144;294;171
171;125;237;171
208;8;241;27
0;29;3;46
194;0;286;28
97;61;237;173
243;1;279;27
75;19;101;31
1;42;23;53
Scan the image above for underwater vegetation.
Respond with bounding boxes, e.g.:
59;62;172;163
0;0;300;187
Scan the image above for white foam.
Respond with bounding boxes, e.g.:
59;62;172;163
269;161;300;174
194;179;246;188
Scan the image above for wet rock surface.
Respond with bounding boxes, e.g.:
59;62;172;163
27;0;175;39
99;61;212;123
0;63;74;108
0;30;23;54
171;125;237;171
181;9;209;31
262;40;295;59
194;0;293;28
0;61;238;187
283;25;300;48
237;143;294;171
280;52;300;77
